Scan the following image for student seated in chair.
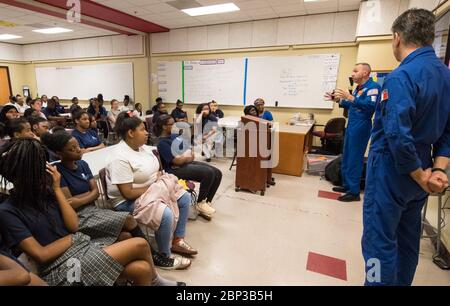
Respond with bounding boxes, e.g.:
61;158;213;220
87;97;108;140
107;99;121;130
244;105;259;118
134;103;143;117
171;100;188;123
106;112;195;270
120;95;134;112
254;98;273;121
24;108;40;119
71;110;105;153
194;103;223;162
152;100;168;126
42;131;149;250
30;99;47;119
51;96;65;114
0;139;184;286
0;118;36;140
28;117;50;140
14;96;30;115
209;100;224;119
155;114;222;220
40;95;48;108
0;105;20;130
69;97;81;114
43;98;66;127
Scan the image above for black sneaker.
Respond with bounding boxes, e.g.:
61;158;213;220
338;193;361;202
206;158;211;163
152;252;175;269
332;186;347;193
152;252;191;270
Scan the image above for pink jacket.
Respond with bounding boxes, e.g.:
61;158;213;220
133;173;187;231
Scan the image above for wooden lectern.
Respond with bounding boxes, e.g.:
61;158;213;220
235;115;273;196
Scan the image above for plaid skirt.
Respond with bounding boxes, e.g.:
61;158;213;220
77;205;129;248
40;232;123;286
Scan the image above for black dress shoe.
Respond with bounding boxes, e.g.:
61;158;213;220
332;186;347;193
338;193;361;202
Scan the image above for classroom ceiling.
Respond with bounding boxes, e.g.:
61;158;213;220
93;0;362;29
0;2;118;44
0;0;362;45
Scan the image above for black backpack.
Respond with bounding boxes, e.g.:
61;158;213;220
325;155;368;189
325;155;342;186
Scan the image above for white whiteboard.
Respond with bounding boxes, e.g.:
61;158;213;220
35;62;134;101
183;58;246;105
246;54;339;109
157;61;183;103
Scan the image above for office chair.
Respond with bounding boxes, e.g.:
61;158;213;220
312;117;346;155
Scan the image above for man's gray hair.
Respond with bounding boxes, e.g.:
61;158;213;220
392;8;435;47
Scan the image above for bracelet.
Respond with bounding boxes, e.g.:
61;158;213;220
432;168;447;175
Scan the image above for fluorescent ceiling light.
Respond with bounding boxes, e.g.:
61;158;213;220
32;27;73;34
182;3;240;16
0;34;22;40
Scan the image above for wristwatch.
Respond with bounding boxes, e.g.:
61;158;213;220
432;168;448;175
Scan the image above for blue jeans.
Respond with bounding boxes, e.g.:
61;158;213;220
115;199;135;213
155;192;191;257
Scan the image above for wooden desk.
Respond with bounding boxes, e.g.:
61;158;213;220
272;124;314;177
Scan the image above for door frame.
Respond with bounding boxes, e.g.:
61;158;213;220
0;66;13;98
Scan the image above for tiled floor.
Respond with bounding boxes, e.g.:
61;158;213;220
158;158;450;286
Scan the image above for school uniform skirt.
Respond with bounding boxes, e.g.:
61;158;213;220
77;204;129;247
39;232;123;286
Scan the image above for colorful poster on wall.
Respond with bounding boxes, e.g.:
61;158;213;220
370;72;390;88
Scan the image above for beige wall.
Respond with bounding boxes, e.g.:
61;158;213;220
0;62;28;96
22;56;150;108
151;44;358;126
356;38;400;71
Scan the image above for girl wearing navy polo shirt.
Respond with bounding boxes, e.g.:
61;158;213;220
71;110;105;153
0;118;36;140
155;114;222;220
42;131;147;246
194;103;223;162
0;138;184;286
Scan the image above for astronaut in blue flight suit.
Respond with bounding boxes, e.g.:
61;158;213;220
363;9;450;286
325;64;381;202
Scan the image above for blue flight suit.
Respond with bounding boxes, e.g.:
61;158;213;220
362;46;450;286
340;77;381;195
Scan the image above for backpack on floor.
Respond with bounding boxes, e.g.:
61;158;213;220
325;155;342;186
324;155;368;190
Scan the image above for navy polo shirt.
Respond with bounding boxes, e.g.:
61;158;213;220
72;128;101;149
171;108;187;121
0;198;69;250
211;109;224;119
157;134;190;173
57;160;94;196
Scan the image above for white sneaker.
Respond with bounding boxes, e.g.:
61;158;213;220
206;202;216;214
196;200;215;216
